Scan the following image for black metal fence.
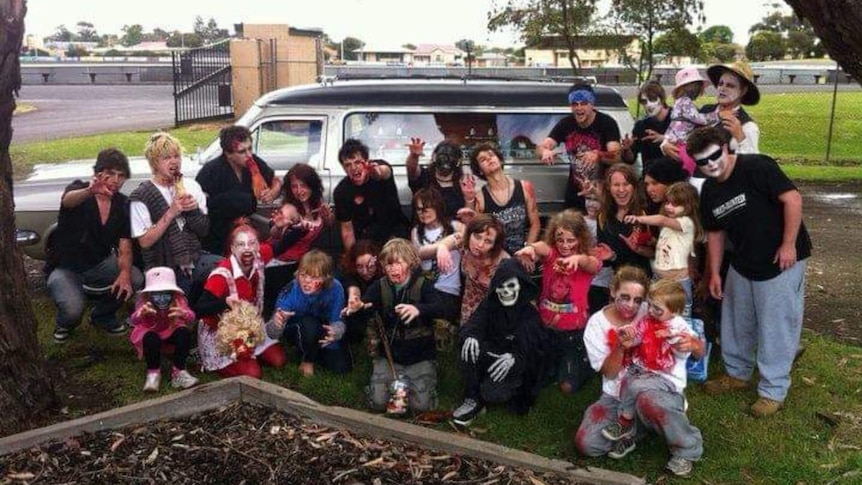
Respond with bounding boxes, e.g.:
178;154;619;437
172;40;233;126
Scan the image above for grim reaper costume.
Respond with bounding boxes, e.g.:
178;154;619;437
453;259;556;425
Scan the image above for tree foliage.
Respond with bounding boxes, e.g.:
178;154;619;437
488;0;599;72
75;21;98;42
746;30;785;61
654;27;701;59
166;31;203;49
746;6;822;60
607;0;705;82
341;37;364;61
699;25;733;44
49;24;72;42
193;16;228;44
120;24;143;47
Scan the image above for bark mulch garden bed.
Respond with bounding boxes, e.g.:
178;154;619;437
1;402;588;485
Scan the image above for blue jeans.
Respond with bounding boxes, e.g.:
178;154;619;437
47;255;144;330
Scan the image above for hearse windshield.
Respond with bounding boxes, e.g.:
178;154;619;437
343;112;567;165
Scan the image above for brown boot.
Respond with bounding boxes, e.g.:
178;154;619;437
703;375;750;395
750;397;782;417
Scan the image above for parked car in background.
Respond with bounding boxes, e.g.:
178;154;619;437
14;77;634;260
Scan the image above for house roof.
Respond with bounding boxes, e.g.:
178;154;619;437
353;45;414;54
528;35;638;50
413;44;465;56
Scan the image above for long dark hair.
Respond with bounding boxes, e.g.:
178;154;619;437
282;163;324;217
412;188;455;243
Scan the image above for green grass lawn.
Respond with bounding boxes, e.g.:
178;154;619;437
32;296;862;484
627;91;862;167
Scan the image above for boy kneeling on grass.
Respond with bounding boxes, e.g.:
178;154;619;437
344;239;446;413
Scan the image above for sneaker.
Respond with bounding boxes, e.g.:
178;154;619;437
601;420;634;442
143;371;161;392
703;375;750;395
607;436;636;459
666;456;693;476
171;369;199;389
104;320;129;336
452;398;485;426
53;327;72;343
750;397;782;417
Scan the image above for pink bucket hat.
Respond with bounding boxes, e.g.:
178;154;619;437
673;66;707;96
141;266;184;294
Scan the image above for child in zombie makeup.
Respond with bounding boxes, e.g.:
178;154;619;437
663;66;720;175
601;278;705;477
130;266;198;393
266;250;349;377
195;221;288;379
514;210;600;394
344;239;446;413
452;258;556;426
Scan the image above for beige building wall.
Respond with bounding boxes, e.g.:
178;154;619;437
230;24;321;117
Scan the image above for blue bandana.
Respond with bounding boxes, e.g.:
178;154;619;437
568;89;595;105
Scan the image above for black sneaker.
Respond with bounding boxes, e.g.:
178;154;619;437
452;398;485;426
607;436;636;459
53;327;72;343
601;420;634;441
104;320;129;336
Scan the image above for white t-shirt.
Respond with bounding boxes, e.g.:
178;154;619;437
131;178;208;238
629;315;696;393
652;216;695;274
584;303;647;399
411;224;462;296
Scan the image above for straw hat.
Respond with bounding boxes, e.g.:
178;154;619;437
672;66;708;97
141;266;184;294
706;60;760;106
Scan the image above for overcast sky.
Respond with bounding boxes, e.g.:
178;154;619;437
26;0;782;48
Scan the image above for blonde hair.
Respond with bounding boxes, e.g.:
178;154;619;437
379;238;420;272
297;249;334;288
144;132;183;170
543;209;592;253
665;182;704;242
610;265;650;294
648;278;687;315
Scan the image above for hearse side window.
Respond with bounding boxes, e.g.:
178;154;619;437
252;119;324;170
343;112;567;165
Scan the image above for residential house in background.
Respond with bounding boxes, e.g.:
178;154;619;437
475;52;508;67
524;35;640;68
412;44;465;66
354;45;414;64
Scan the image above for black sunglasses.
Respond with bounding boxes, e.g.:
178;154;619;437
695;148;723;166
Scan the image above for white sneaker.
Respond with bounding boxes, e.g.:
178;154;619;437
171;369;199;389
143;371;161;392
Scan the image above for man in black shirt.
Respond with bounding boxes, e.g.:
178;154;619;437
689;126;812;418
46;148;144;343
196;125;282;255
622;80;672;173
333;139;409;251
537;83;624;210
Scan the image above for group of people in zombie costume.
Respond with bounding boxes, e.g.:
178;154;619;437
43;60;810;478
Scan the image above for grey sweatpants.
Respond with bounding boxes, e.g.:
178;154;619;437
575;390;703;461
721;261;806;402
367;358;438;412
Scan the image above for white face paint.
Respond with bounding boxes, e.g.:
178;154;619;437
641;97;663;117
231;231;260;269
496;277;521;307
693;144;727;179
716;72;744;107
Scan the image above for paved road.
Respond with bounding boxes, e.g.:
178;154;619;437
12;85;175;143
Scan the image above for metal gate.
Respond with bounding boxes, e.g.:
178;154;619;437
172;40;233;126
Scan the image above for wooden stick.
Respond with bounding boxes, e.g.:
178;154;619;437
376;317;399;381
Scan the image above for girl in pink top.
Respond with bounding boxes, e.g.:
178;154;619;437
130;266;198;393
516;210;600;393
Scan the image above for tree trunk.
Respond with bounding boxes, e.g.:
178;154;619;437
0;0;58;437
784;0;862;83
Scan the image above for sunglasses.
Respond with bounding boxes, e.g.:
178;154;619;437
695;148;723;166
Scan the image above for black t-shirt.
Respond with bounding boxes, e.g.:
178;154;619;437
700;154;812;281
45;180;132;274
195;153;275;254
597;213;652;277
632;114;671;172
548;111;621;208
333;160;409;245
408;167;465;220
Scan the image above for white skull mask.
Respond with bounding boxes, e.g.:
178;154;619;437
496;277;520;307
